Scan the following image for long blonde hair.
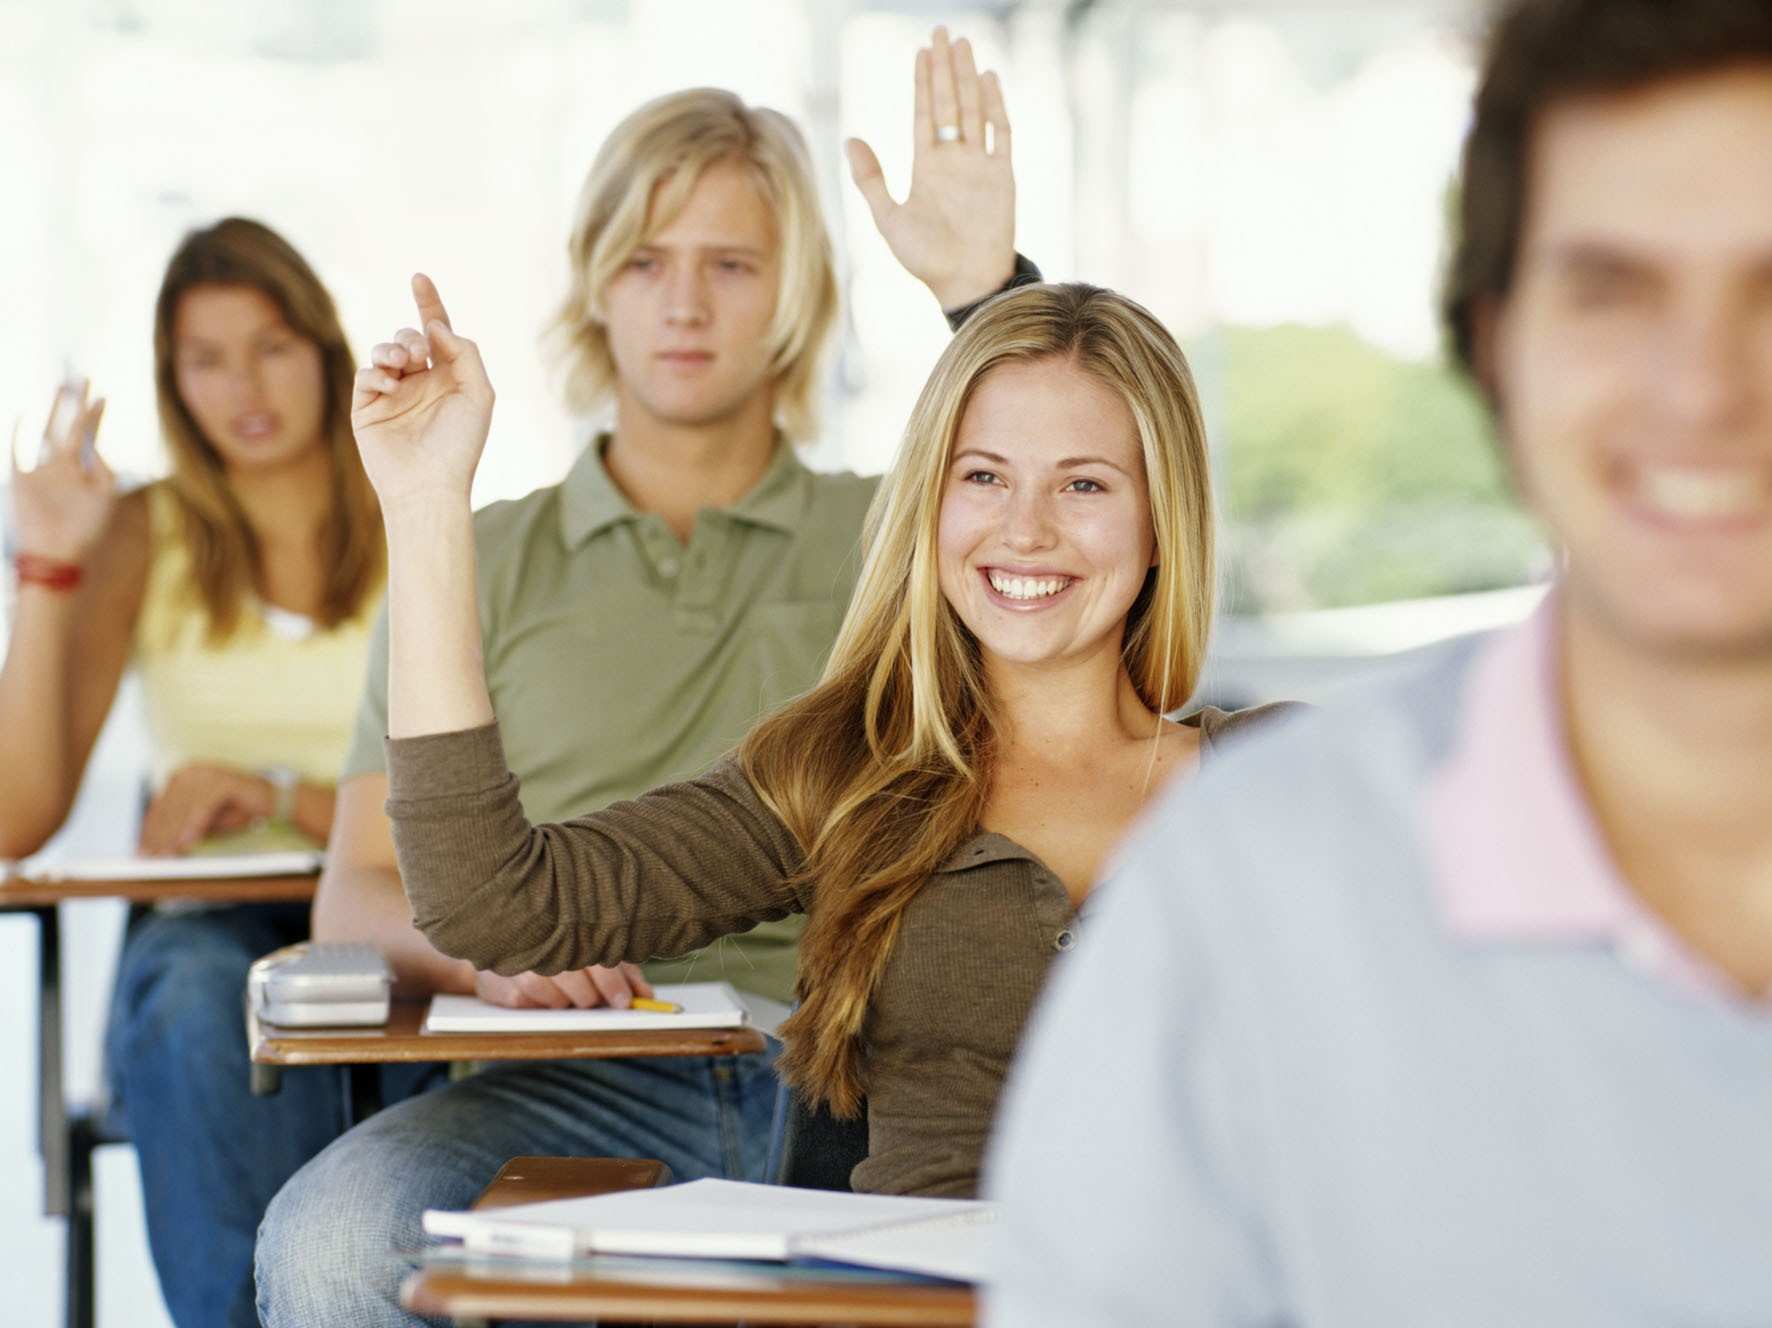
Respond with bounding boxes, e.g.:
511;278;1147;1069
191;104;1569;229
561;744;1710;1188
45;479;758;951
741;283;1216;1115
547;88;839;442
152;217;382;642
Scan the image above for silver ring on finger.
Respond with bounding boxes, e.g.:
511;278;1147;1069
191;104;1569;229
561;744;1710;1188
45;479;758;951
936;123;962;143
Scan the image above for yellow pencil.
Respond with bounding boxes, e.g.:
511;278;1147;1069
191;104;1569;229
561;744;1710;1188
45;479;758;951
630;997;683;1014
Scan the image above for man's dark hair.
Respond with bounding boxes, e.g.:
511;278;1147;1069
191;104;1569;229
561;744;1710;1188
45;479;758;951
1445;0;1772;386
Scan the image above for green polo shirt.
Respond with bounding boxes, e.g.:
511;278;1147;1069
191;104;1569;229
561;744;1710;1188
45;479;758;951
343;437;879;1004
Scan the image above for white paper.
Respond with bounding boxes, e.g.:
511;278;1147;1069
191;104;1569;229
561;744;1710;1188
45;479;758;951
790;1205;1001;1283
11;850;323;883
422;981;750;1035
423;1177;987;1264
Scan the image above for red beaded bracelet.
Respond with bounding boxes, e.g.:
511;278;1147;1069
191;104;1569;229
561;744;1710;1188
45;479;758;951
13;554;84;591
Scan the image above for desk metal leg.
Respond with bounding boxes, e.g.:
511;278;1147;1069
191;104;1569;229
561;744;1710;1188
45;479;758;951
343;1063;383;1128
64;1114;96;1328
31;904;94;1328
37;905;69;1218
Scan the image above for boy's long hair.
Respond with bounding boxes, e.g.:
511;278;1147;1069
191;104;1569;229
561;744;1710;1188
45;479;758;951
547;88;839;442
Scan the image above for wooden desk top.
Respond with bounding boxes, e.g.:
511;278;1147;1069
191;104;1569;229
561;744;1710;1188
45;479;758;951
249;998;769;1068
401;1154;977;1326
472;1156;671;1207
0;873;319;908
402;1260;976;1326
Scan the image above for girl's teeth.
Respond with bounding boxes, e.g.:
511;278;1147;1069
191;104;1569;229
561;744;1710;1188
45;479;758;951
989;573;1067;600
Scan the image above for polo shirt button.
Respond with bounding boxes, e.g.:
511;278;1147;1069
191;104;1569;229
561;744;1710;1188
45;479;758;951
659;558;680;578
1053;929;1076;952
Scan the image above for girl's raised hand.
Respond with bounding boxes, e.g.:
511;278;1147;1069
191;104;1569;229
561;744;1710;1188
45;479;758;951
351;274;494;513
8;379;115;563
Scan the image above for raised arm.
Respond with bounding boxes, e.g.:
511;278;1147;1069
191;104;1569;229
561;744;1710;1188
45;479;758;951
351;277;804;976
316;765;662;1008
0;383;145;859
351;274;496;742
384;728;804;976
848;25;1020;313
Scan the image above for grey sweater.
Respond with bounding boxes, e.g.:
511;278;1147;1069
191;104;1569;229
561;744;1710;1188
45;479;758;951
384;705;1283;1198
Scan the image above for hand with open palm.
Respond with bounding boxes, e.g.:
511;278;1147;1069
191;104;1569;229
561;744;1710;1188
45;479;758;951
351;274;494;515
847;26;1017;311
8;379;114;564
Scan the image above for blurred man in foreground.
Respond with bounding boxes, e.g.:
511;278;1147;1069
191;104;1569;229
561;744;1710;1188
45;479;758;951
987;1;1772;1321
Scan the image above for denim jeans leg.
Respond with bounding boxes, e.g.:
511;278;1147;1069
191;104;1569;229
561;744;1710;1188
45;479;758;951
104;903;435;1328
255;1041;781;1328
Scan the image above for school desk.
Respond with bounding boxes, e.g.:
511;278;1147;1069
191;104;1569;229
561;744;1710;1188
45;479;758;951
0;870;318;1328
398;1155;979;1327
247;995;769;1121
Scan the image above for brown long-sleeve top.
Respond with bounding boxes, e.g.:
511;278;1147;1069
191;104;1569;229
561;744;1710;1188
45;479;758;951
385;704;1288;1198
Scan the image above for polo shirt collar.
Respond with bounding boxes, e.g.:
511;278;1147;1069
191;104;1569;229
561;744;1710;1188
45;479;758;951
722;435;812;533
559;436;639;548
1419;589;1733;997
558;433;811;550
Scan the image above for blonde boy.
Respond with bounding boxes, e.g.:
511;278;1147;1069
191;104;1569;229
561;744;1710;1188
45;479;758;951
259;30;1028;1326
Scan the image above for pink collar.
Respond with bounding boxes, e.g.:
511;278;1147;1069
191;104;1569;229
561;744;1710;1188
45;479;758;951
1421;593;1738;1000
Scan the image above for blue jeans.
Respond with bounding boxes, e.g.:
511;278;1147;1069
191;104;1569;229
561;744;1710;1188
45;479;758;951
104;904;438;1328
254;1042;782;1327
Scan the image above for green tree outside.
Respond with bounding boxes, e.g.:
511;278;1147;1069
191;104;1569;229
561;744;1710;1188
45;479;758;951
1204;323;1546;613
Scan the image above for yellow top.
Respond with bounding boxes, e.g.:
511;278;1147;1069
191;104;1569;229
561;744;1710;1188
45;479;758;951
133;482;382;852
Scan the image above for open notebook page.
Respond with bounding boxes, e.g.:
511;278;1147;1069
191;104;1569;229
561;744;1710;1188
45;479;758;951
422;981;750;1035
8;850;323;882
423;1177;988;1263
789;1205;1001;1283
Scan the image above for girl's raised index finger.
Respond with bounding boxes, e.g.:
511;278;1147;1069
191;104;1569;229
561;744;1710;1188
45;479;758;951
411;272;452;332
